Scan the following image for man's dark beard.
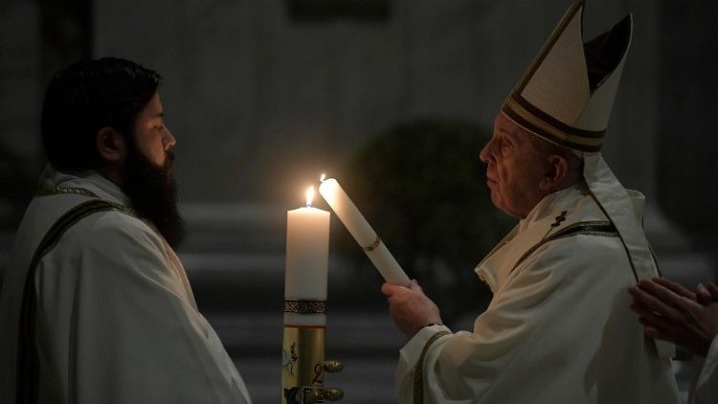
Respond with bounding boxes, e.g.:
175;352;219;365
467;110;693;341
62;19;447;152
122;145;186;249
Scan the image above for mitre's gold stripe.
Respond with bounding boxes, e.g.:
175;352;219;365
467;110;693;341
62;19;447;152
502;95;604;152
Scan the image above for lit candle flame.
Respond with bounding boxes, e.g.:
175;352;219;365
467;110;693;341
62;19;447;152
306;186;315;207
320;173;326;182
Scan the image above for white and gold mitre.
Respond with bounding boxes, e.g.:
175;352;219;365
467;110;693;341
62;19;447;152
501;0;632;153
502;1;674;358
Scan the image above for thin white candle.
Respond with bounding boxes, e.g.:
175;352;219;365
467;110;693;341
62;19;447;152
318;176;411;287
284;186;330;326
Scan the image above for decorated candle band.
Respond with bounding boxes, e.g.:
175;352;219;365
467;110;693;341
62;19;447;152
283;299;327;327
318;177;411;287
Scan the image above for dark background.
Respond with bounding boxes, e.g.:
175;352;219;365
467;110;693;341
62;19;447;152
1;1;715;402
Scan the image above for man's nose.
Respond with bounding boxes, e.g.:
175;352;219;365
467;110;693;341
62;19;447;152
163;128;176;150
479;140;492;163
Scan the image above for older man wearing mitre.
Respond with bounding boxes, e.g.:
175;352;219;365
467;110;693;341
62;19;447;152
381;1;681;403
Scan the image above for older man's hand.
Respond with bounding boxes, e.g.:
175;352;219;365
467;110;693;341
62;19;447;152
629;277;718;357
381;281;443;337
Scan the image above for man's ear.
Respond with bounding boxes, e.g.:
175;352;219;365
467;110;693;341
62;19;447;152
539;154;569;191
96;127;126;163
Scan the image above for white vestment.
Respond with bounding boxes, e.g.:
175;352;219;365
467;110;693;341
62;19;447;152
396;184;680;403
0;166;252;404
689;335;718;404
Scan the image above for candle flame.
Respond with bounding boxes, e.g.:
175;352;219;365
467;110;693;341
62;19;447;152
320;173;326;182
306;186;315;207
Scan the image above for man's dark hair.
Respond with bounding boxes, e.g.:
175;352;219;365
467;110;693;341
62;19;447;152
41;57;162;172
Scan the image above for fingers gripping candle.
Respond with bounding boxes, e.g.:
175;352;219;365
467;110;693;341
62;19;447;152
318;176;411;287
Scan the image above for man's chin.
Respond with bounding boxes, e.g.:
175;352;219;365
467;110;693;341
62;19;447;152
123;149;185;248
490;195;499;208
489;194;511;216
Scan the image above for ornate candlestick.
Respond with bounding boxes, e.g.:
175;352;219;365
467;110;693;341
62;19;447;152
282;187;343;403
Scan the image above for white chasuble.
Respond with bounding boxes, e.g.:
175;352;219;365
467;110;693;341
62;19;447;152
396;185;680;404
0;166;252;404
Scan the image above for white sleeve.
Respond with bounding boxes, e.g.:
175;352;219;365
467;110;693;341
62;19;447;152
394;234;678;403
395;240;570;403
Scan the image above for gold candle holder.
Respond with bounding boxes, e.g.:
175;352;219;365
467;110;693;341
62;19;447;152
282;300;343;403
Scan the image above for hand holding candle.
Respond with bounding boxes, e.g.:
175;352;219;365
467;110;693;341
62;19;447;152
318;176;411;287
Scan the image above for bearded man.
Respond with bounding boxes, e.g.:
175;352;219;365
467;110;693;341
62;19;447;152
0;58;252;404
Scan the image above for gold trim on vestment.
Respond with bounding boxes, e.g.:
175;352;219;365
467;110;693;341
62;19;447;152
37;185;98;198
512;221;617;272
36;186;137;217
413;330;451;404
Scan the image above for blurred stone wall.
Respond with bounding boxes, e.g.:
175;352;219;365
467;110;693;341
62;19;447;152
0;1;42;222
1;0;716;236
657;2;718;234
89;0;661;207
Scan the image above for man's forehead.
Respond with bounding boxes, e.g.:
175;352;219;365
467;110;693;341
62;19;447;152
142;92;164;119
494;114;530;141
